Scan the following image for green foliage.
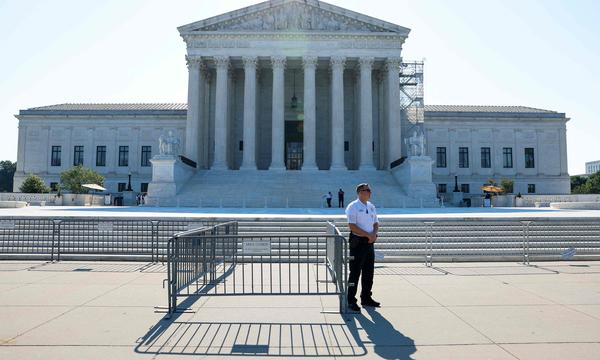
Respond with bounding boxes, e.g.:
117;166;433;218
0;160;16;192
572;172;600;194
486;178;497;186
570;175;587;192
500;178;514;193
19;174;50;193
60;166;104;194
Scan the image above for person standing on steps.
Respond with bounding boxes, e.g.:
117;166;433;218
346;183;381;312
338;188;345;208
322;192;333;208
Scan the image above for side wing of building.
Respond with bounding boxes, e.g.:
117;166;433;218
424;105;570;196
13;104;187;193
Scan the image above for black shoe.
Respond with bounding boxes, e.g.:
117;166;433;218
361;298;381;308
348;303;361;312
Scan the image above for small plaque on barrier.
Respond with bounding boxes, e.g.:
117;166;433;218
0;220;15;230
243;240;271;255
97;222;113;232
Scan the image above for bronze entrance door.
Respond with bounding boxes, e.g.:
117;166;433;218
285;121;303;170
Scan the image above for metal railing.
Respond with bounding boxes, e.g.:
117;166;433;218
167;221;348;314
409;219;600;265
0;218;219;262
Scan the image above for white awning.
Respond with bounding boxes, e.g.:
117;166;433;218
82;184;107;192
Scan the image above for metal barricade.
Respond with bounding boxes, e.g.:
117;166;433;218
0;218;56;260
0;217;220;262
167;221;348;314
57;219;155;261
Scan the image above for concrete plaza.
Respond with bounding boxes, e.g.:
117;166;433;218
2;260;600;359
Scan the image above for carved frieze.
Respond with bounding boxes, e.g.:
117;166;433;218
197;2;392;33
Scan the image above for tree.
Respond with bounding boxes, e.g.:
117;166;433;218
486;178;497;186
60;165;104;194
0;160;16;192
19;174;50;193
570;175;587;193
500;178;514;194
580;172;600;194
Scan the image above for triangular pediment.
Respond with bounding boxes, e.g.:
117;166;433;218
178;0;410;35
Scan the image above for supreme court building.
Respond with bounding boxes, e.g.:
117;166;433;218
13;0;571;207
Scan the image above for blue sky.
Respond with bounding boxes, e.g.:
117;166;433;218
0;0;598;174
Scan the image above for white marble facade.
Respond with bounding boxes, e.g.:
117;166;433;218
12;0;572;197
179;0;408;171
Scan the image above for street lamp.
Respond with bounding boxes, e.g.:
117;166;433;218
127;171;133;191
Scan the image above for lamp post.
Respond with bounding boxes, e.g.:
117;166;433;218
127;171;133;191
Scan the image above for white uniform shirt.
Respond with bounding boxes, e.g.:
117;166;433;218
345;199;378;234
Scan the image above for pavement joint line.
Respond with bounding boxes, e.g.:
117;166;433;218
3;341;600;348
484;270;600;322
400;273;508;353
2;269;151;345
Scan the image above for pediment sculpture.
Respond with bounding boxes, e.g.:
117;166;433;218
198;2;391;33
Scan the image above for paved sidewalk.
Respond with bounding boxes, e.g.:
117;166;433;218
1;261;600;359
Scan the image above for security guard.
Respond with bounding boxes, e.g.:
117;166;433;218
345;183;381;311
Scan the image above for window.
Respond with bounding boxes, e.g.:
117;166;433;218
344;141;349;152
437;184;447;193
140;183;149;193
528;184;536;193
436;147;447;168
118;183;127;192
73;146;84;166
503;147;513;168
118;146;129;167
525;148;535;168
96;146;106;167
141;146;152;167
459;147;469;168
480;147;491;168
51;146;61;167
461;184;470;193
50;182;58;191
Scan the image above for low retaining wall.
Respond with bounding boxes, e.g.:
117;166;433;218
551;202;600;210
0;201;28;208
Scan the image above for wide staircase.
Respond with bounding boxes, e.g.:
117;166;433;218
173;169;438;208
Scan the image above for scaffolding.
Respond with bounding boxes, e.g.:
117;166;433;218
399;60;424;125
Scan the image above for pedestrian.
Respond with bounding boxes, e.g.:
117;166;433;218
338;188;345;208
325;191;332;208
346;183;380;312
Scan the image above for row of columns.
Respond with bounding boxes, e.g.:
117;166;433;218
185;55;403;170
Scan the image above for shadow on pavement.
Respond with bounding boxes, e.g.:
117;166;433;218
346;308;416;359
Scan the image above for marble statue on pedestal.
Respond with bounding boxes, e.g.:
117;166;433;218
158;131;181;157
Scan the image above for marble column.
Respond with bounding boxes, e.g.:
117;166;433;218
302;56;318;171
240;56;258;170
213;56;230;170
330;56;346;170
184;56;202;164
359;57;375;170
270;56;286;170
386;57;402;168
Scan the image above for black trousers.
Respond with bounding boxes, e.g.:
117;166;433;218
347;233;374;304
326;198;332;207
338;197;344;208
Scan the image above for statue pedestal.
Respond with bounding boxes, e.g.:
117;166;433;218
452;191;463;206
122;191;136;206
146;156;194;206
392;156;437;201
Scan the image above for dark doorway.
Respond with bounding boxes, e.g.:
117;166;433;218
285;121;303;170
